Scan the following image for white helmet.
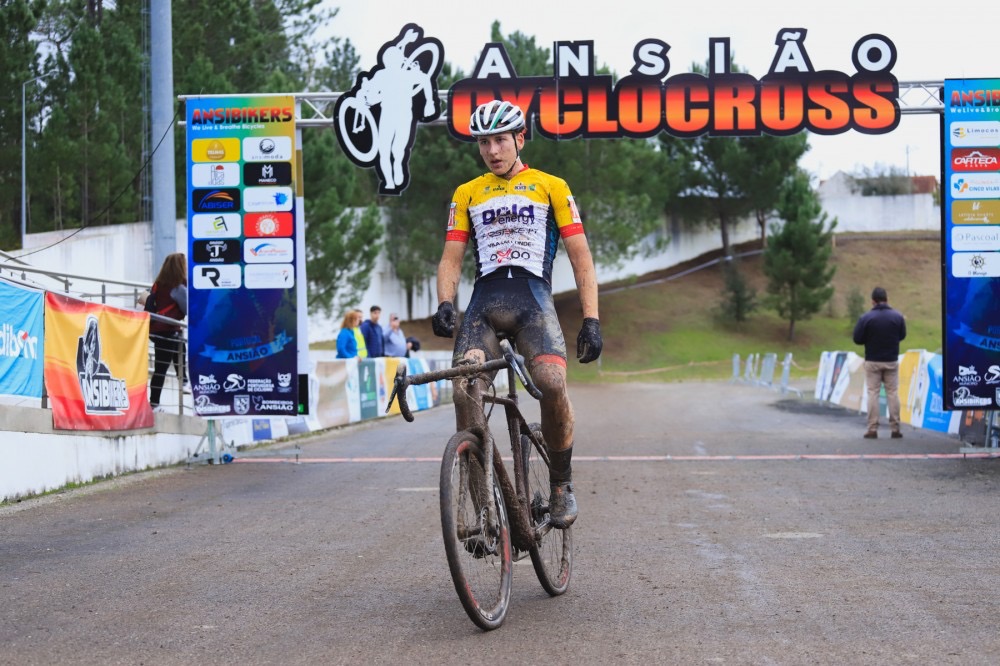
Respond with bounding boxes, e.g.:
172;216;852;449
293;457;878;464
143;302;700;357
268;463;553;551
469;100;526;137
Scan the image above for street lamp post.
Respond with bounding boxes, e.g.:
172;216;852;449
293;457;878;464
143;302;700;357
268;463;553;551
21;71;56;247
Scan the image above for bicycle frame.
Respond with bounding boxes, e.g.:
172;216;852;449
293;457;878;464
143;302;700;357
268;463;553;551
387;339;550;551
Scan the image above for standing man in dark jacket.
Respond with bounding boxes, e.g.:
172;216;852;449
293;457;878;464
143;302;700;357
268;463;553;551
853;286;907;439
360;305;385;358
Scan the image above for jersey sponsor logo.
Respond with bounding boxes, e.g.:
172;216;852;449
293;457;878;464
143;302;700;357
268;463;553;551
244;212;293;238
481;203;535;225
490;249;531;263
192;188;241;212
486;226;538;239
193;264;241;289
568;196;582;224
447;202;457;231
192;213;242;239
193;239;241;264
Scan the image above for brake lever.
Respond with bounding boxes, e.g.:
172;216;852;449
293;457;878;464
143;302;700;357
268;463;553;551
499;339;543;400
386;364;414;421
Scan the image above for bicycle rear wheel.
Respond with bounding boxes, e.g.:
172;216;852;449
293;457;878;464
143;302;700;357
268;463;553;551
440;431;512;630
523;423;572;596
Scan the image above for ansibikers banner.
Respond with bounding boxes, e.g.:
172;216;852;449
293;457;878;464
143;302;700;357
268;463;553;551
44;293;153;430
185;94;299;418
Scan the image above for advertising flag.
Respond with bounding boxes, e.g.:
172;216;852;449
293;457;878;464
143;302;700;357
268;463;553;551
44;293;153;430
186;96;299;418
0;279;44;399
942;79;1000;409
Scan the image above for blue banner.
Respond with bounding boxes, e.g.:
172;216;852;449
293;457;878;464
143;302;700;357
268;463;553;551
185;95;299;418
922;354;954;433
0;279;44;399
942;79;1000;409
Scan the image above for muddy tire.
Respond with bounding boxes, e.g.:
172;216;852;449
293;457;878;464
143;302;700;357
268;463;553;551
440;431;512;630
522;423;572;596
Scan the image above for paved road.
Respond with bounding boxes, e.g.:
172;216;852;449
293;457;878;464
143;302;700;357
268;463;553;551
3;382;1000;665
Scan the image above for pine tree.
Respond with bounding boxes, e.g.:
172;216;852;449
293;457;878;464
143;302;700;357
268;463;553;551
763;170;837;341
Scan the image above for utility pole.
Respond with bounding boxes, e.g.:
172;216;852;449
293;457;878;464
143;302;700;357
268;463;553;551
150;0;176;274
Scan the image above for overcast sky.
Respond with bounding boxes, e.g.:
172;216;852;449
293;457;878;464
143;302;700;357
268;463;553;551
320;0;998;180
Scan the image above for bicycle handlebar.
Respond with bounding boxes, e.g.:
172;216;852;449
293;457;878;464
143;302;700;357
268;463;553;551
386;340;543;421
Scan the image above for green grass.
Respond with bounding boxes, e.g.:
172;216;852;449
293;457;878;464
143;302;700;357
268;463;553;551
314;234;942;386
564;235;941;384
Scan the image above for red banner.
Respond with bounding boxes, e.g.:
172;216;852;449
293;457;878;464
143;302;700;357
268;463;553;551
44;293;154;430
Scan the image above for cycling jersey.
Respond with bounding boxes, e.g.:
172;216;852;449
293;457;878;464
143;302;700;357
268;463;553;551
446;167;585;284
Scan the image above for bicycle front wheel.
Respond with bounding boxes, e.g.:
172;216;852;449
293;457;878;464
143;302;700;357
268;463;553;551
523;423;572;596
440;431;512;630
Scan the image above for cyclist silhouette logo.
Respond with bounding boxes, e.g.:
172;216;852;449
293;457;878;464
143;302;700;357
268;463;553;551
333;24;443;195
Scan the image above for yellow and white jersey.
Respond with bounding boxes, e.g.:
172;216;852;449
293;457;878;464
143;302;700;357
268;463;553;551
446;166;584;284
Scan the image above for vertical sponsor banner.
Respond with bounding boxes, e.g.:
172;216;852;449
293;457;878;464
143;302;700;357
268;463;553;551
381;357;401;416
43;293;153;430
921;353;956;433
897;350;924;425
942;79;1000;410
186;96;299;418
358;359;379;420
0;279;44;399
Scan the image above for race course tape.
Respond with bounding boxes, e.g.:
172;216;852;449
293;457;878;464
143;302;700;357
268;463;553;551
234;452;1000;464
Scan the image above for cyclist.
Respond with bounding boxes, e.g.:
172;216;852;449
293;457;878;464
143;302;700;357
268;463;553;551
431;99;602;529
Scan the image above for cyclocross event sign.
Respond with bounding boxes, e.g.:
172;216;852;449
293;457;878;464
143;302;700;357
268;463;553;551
941;78;1000;410
185;95;299;418
334;25;900;195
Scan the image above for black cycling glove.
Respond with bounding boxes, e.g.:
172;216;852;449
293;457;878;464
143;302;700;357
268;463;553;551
576;317;602;363
432;301;457;338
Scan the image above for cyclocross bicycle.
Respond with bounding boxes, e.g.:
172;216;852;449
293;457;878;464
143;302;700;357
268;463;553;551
387;338;572;630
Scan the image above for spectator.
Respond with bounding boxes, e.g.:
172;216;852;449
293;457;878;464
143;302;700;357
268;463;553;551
405;336;421;357
336;310;363;359
383;313;408;356
360;305;384;357
143;253;188;411
853;286;907;439
352;308;368;359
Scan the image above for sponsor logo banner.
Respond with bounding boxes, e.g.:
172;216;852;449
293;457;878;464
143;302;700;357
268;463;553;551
951;251;1000;278
43;293;153;430
243;162;292;186
193;239;242;264
191;162;241;187
244;264;295;289
242;186;293;212
949;121;1000;147
244;238;294;263
192;213;242;239
951;200;1000;225
186;95;299;417
192;264;242;289
0;279;44;399
242;136;293;162
192;188;241;212
951;148;1000;172
190;138;241;163
244;212;293;238
951;226;1000;252
950;173;1000;199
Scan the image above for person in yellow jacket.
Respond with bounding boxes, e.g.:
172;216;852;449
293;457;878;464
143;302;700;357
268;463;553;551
352;308;368;358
